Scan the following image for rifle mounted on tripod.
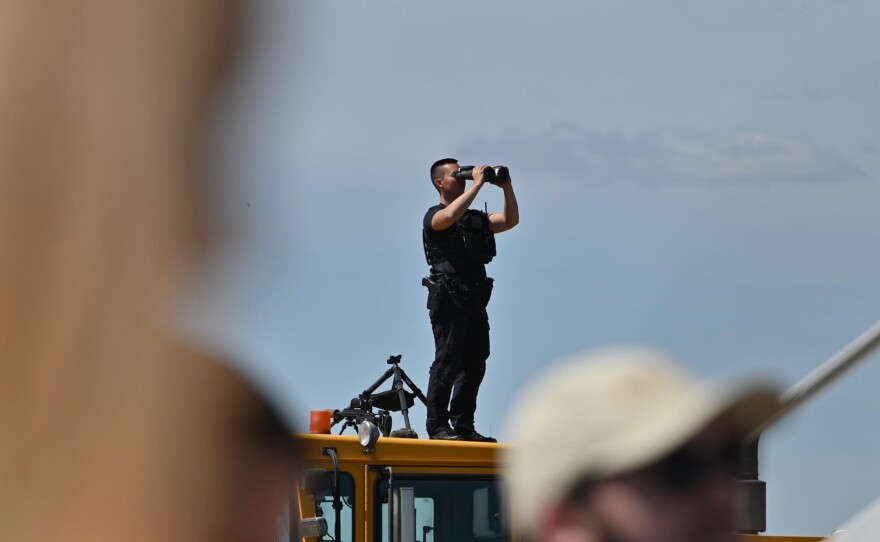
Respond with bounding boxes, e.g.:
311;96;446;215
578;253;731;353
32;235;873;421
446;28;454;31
331;355;428;443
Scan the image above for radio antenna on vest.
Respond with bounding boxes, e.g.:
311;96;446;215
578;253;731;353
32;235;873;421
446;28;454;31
484;201;488;215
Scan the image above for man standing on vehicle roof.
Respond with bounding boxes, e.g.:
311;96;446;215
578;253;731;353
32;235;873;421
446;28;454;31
421;158;519;442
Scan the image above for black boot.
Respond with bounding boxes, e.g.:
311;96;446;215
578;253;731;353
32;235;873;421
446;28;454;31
429;427;463;441
455;429;497;443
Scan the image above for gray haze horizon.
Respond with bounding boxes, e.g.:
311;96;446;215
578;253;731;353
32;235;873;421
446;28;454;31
196;1;880;536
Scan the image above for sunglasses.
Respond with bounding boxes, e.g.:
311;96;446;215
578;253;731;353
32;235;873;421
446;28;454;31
645;439;742;493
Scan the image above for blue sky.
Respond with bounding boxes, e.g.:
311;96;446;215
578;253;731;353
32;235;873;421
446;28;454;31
195;1;880;535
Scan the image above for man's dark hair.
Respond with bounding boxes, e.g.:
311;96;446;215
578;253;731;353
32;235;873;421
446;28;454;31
429;158;458;193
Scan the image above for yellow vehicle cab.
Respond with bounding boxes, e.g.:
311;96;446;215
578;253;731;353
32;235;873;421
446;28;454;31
290;433;823;542
294;433;507;542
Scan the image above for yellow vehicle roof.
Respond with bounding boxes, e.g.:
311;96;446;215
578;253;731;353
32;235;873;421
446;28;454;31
294;433;508;468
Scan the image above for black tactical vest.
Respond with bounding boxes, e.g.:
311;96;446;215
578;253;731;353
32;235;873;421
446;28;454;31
423;209;496;268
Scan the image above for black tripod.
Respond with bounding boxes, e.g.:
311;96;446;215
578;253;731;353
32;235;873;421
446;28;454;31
332;355;428;438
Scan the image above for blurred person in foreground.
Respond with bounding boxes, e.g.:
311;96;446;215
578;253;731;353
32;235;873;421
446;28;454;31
0;2;300;541
505;347;781;542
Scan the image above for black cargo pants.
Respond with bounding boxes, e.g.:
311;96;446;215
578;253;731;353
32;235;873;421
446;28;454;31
425;302;490;436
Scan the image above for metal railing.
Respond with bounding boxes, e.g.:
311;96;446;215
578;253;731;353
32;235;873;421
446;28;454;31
739;319;880;534
753;319;880;438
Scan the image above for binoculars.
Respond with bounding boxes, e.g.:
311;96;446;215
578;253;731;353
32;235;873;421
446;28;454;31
455;165;511;186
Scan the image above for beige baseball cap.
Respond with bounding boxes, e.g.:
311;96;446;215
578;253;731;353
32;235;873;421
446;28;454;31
504;346;782;536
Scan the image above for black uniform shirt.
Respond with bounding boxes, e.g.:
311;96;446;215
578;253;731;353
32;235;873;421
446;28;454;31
423;204;488;283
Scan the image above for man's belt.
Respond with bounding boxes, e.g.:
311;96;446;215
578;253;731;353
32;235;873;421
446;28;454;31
422;273;494;309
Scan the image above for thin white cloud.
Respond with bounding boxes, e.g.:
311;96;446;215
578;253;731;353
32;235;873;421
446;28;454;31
456;125;870;185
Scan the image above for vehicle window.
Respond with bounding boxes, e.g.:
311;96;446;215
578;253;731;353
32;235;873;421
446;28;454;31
380;497;435;542
312;472;355;542
376;476;506;542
